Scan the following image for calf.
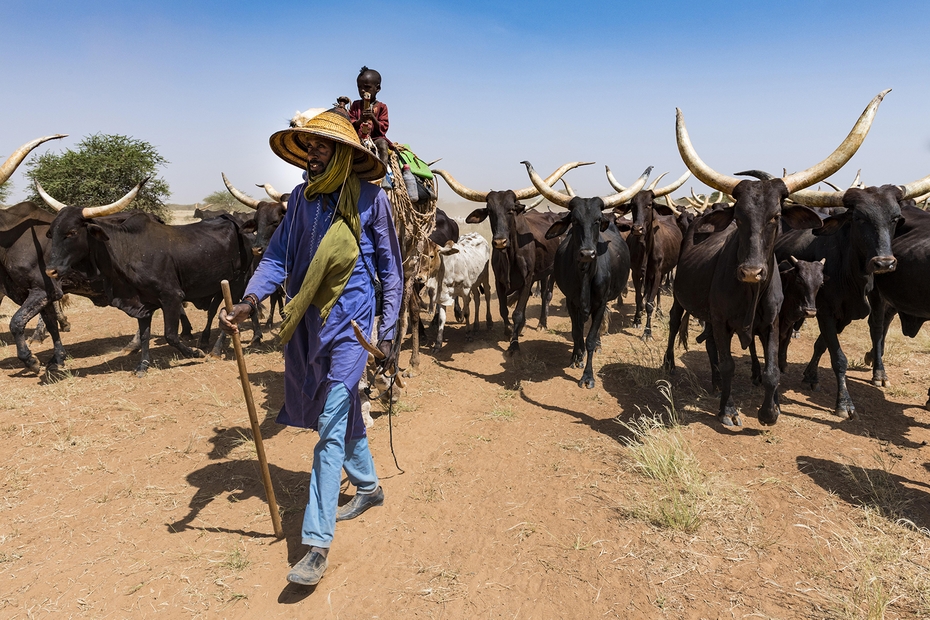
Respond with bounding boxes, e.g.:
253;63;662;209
749;257;826;383
523;161;648;388
664;90;888;427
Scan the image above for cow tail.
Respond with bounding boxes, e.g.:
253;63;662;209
677;312;690;351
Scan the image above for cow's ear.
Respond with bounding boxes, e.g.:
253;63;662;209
777;259;794;274
599;216;611;232
782;205;823;230
896;213;906;231
653;203;676;217
513;203;526;215
615;220;633;233
439;240;459;256
545;214;572;239
613;203;632;216
466;208;489;224
813;211;850;236
87;224;109;241
696;206;734;233
240;220;257;233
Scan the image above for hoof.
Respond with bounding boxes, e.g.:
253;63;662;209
505;343;520;357
835;404;855;420
431;344;442;354
640;331;653;342
759;405;780;426
751;375;762;387
871;372;888;387
579;377;596;389
402;368;419;378
719;412;742;427
25;358;41;375
134;363;150;377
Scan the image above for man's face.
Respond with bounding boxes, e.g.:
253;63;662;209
357;72;381;101
304;137;336;176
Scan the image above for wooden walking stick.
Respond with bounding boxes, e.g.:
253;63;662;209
221;280;284;538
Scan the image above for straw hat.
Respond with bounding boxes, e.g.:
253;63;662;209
269;108;386;181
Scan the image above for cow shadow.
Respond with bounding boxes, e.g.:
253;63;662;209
797;455;930;531
433;337;576;389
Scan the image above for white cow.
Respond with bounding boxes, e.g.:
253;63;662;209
431;233;493;351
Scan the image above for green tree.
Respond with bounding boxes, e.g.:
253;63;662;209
0;180;12;205
24;134;171;221
201;189;255;211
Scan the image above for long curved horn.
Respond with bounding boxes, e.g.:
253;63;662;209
430;169;489;202
652;170;691;197
433;162;594;203
34;180;69;212
605;165;626;192
512;162;594;200
735;169;775;181
600;167;653;208
223;173;261;209
676;109;742;193
561;178;576;197
822;180;843;192
256;182;285;203
780;89;890;193
664;195;681;215
0;135;67;186
80;178;148;219
646;172;668;192
525;195;545;209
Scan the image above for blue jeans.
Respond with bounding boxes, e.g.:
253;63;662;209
302;382;379;548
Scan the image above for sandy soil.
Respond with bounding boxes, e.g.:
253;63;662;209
1;277;929;618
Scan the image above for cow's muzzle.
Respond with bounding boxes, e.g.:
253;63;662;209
251;247;263;257
737;265;765;283
868;256;896;274
45;268;59;279
803;307;818;318
578;248;596;262
631;226;644;237
492;238;508;249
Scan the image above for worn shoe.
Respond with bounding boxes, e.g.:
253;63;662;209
336;486;384;521
286;550;328;586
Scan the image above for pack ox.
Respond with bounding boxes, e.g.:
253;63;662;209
663;90;889;427
41;181;254;376
606;167;691;340
432;163;589;355
773;174;930;419
523;161;649;388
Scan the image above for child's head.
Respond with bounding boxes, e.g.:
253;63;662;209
357;66;382;102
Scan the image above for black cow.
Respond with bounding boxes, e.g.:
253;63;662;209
664;90;888;427
523;162;647;387
867;201;930;402
433;163;589;354
44;183;254;375
609;170;690;340
430;208;459;247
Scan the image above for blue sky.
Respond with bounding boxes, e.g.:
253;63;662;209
2;1;928;205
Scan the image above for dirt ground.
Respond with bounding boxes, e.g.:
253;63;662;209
1;270;930;618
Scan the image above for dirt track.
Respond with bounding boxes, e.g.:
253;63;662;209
1;282;929;618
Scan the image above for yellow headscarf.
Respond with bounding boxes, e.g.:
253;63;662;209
278;143;363;343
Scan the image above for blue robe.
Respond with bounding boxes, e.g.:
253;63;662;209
244;181;403;440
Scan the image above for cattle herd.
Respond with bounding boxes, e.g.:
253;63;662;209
3;88;930;430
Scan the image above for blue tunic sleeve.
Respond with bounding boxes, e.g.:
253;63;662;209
244;190;297;301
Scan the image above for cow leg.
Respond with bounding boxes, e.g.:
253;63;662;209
122;329;143;354
662;300;685;372
711;323;740;427
482;271;493;331
162;302;207;360
631;266;644;329
539;275;555;329
757;320;781;426
819;318;855;419
199;298;221;349
180;307;194;340
10;290;50;374
249;305;263;346
38;303;67;372
466;290;476;341
56;301;71;332
432;304;447;353
135;316;153;376
802;333;828;391
496;278;511;337
704;330;722;394
777;323;792;374
749;336;762;386
567;300;585;369
453;298;464;324
29;316;49;344
642;266;663;341
580;303;608;389
867;294;896;387
507;284;533;356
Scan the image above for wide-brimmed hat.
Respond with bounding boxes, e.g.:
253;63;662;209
269;108;386;181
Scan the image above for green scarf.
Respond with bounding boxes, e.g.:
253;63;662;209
278;143;362;344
